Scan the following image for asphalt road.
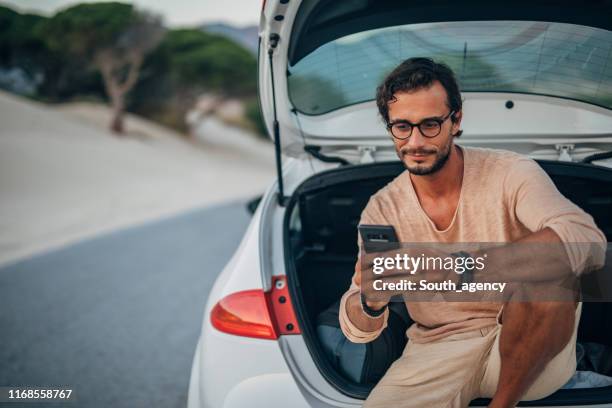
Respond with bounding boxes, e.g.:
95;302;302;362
0;201;253;408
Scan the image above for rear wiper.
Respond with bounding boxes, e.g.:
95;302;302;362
582;151;612;164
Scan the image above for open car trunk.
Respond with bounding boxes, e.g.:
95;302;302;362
284;158;612;406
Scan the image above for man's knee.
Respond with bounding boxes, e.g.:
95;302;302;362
504;280;579;303
502;301;575;324
501;302;576;356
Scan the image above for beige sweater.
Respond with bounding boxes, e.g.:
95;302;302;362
339;146;606;344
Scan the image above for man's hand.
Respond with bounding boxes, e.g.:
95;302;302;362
354;260;388;310
345;245;461;336
359;245;455;305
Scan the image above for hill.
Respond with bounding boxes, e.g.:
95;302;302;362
0;90;274;266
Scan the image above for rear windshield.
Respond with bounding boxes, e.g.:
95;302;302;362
287;21;612;115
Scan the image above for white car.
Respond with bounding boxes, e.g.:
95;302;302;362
187;1;612;407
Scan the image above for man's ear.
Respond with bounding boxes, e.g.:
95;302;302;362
451;110;463;137
451;109;462;123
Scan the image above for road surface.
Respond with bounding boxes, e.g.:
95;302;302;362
0;201;252;407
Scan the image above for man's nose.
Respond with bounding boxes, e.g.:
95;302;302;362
406;127;426;148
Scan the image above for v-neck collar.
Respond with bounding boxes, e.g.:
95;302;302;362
405;145;468;234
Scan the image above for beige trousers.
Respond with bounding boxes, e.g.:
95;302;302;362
364;303;582;408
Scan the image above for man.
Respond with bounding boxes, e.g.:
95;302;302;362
339;58;607;408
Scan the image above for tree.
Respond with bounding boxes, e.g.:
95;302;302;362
0;7;50;93
0;6;46;66
42;2;165;134
129;29;257;132
162;29;257;95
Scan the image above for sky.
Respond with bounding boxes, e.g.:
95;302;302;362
2;0;260;27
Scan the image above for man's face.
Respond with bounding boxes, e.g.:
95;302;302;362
387;81;462;175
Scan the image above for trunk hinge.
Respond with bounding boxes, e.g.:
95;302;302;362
304;145;349;165
555;144;575;162
268;33;288;206
358;146;377;163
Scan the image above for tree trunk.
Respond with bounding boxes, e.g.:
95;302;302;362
96;51;142;136
107;61;143;135
109;88;125;134
110;102;124;134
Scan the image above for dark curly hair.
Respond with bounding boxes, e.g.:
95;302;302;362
376;57;463;137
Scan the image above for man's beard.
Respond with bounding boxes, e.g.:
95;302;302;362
398;135;453;175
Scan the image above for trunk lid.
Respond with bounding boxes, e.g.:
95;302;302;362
258;0;612;161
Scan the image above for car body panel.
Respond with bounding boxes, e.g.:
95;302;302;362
257;157;339;291
290;95;612;163
187;199;302;408
187;327;299;408
224;373;310;408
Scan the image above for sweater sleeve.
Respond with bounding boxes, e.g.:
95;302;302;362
506;156;607;275
338;195;390;343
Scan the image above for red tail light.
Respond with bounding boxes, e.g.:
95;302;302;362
211;289;277;339
210;276;300;340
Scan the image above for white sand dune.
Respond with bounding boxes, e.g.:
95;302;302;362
0;91;275;266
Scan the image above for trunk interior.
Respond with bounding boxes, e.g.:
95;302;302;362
284;158;612;406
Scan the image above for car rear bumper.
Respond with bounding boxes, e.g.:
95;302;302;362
187;322;310;408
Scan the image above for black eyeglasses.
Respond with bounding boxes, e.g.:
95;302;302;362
387;111;455;140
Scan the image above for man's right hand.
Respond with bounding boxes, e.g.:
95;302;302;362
354;260;389;310
353;258;389;310
358;245;455;305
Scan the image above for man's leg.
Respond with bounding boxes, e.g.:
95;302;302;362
365;328;497;408
487;300;578;408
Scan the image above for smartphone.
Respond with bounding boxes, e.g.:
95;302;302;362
358;224;399;252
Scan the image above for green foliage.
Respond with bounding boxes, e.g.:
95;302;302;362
42;2;135;58
0;6;22;46
0;6;48;69
158;29;256;94
244;99;268;138
129;28;258;131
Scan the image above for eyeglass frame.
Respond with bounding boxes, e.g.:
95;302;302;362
386;110;456;140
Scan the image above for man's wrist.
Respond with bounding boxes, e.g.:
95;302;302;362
360;293;388;318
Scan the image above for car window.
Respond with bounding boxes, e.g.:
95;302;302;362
287;21;612;115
